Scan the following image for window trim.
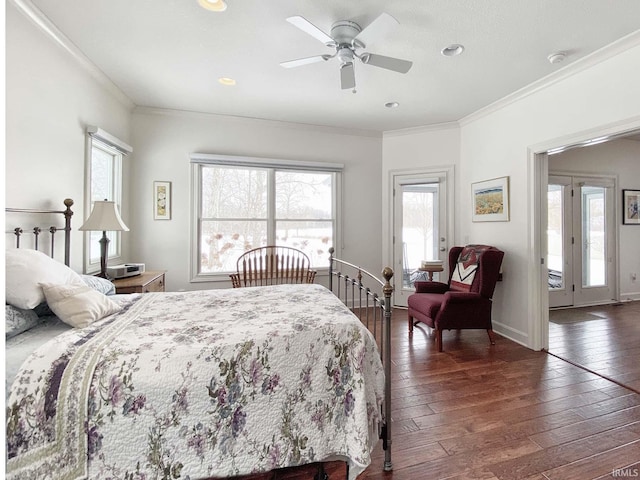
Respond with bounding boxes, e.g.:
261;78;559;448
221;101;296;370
83;126;132;274
190;153;343;283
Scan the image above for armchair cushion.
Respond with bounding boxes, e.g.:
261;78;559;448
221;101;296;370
413;281;450;294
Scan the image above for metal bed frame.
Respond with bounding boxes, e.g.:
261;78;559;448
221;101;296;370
5;200;394;477
328;247;394;472
5;198;74;266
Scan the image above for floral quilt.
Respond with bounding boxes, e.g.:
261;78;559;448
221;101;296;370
6;284;385;480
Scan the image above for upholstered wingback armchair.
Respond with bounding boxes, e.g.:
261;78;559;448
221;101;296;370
407;245;504;352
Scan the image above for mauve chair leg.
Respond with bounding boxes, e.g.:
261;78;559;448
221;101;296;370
408;313;413;333
487;329;496;345
437;329;443;352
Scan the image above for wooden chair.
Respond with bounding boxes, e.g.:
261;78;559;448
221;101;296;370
229;246;317;288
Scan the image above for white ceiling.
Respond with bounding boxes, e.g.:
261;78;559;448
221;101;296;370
24;0;640;132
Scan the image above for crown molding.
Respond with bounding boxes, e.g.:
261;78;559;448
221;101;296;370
460;29;640;127
10;0;135;110
383;121;460;138
133;106;383;138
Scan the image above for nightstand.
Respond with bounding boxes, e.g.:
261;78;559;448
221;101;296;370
112;271;166;294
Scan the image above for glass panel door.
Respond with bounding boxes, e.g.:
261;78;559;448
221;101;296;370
548;176;573;308
393;169;450;307
581;186;606;287
401;183;439;290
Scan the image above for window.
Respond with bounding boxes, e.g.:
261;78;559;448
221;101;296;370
191;154;342;281
84;127;132;273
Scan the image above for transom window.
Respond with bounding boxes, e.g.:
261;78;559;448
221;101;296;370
191;154;342;281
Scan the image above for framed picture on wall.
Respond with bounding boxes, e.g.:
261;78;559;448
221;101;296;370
472;176;510;222
623;189;640;225
154;181;171;220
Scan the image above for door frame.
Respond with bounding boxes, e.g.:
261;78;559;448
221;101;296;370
388;166;455;307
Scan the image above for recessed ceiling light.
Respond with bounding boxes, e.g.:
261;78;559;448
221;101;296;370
441;44;464;57
547;52;567;64
218;77;236;86
198;0;227;12
385;102;399;108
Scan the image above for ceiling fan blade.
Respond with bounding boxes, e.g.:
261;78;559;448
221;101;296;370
353;12;399;48
286;16;335;45
361;53;412;73
340;62;356;90
280;55;330;69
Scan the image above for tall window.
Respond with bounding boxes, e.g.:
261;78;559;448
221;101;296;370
191;154;342;280
84;127;132;273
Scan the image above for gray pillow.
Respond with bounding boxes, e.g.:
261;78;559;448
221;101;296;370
5;304;40;339
80;275;116;296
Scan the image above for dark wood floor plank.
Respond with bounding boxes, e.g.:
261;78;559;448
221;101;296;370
542;440;640;480
358;304;640;479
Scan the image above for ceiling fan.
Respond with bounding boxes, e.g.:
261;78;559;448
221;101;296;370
280;13;413;91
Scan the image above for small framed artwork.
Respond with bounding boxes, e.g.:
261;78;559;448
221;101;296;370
472;176;510;222
622;189;640;225
153;181;171;220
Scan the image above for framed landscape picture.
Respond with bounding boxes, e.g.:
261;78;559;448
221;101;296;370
622;189;640;225
472;176;510;222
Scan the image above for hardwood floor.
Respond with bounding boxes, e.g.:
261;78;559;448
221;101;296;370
358;308;640;480
549;302;640;394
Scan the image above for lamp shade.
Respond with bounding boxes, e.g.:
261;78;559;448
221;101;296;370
79;201;129;232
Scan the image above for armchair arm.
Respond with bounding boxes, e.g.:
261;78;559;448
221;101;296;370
441;291;482;304
414;281;450;294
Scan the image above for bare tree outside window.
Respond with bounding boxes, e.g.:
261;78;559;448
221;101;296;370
199;166;334;274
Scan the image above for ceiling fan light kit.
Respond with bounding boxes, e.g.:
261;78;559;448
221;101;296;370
281;12;413;91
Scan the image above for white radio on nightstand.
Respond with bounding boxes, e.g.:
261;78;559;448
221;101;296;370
107;263;146;279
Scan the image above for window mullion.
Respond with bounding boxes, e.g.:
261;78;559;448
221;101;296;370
267;169;276;244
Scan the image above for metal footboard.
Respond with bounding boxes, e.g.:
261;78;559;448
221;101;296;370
328;247;393;472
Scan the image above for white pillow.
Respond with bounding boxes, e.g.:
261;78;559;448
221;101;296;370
40;282;122;328
6;249;85;309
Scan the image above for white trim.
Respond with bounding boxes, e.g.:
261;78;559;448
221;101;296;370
87;126;133;155
190;153;344;172
135;106;382;139
10;0;135;110
461;30;640;127
492;320;530;348
383;122;460;138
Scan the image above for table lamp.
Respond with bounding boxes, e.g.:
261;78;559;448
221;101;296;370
79;200;129;278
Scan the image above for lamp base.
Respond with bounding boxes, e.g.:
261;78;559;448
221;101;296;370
99;231;110;280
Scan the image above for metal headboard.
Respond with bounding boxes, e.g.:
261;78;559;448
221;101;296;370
5;198;74;266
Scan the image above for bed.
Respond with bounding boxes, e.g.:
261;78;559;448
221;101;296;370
5;200;394;480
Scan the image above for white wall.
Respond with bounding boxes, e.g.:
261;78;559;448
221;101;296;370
130;108;383;291
459;41;640;348
381;124;461;272
550;138;640;301
382;38;640;349
5;4;133;271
